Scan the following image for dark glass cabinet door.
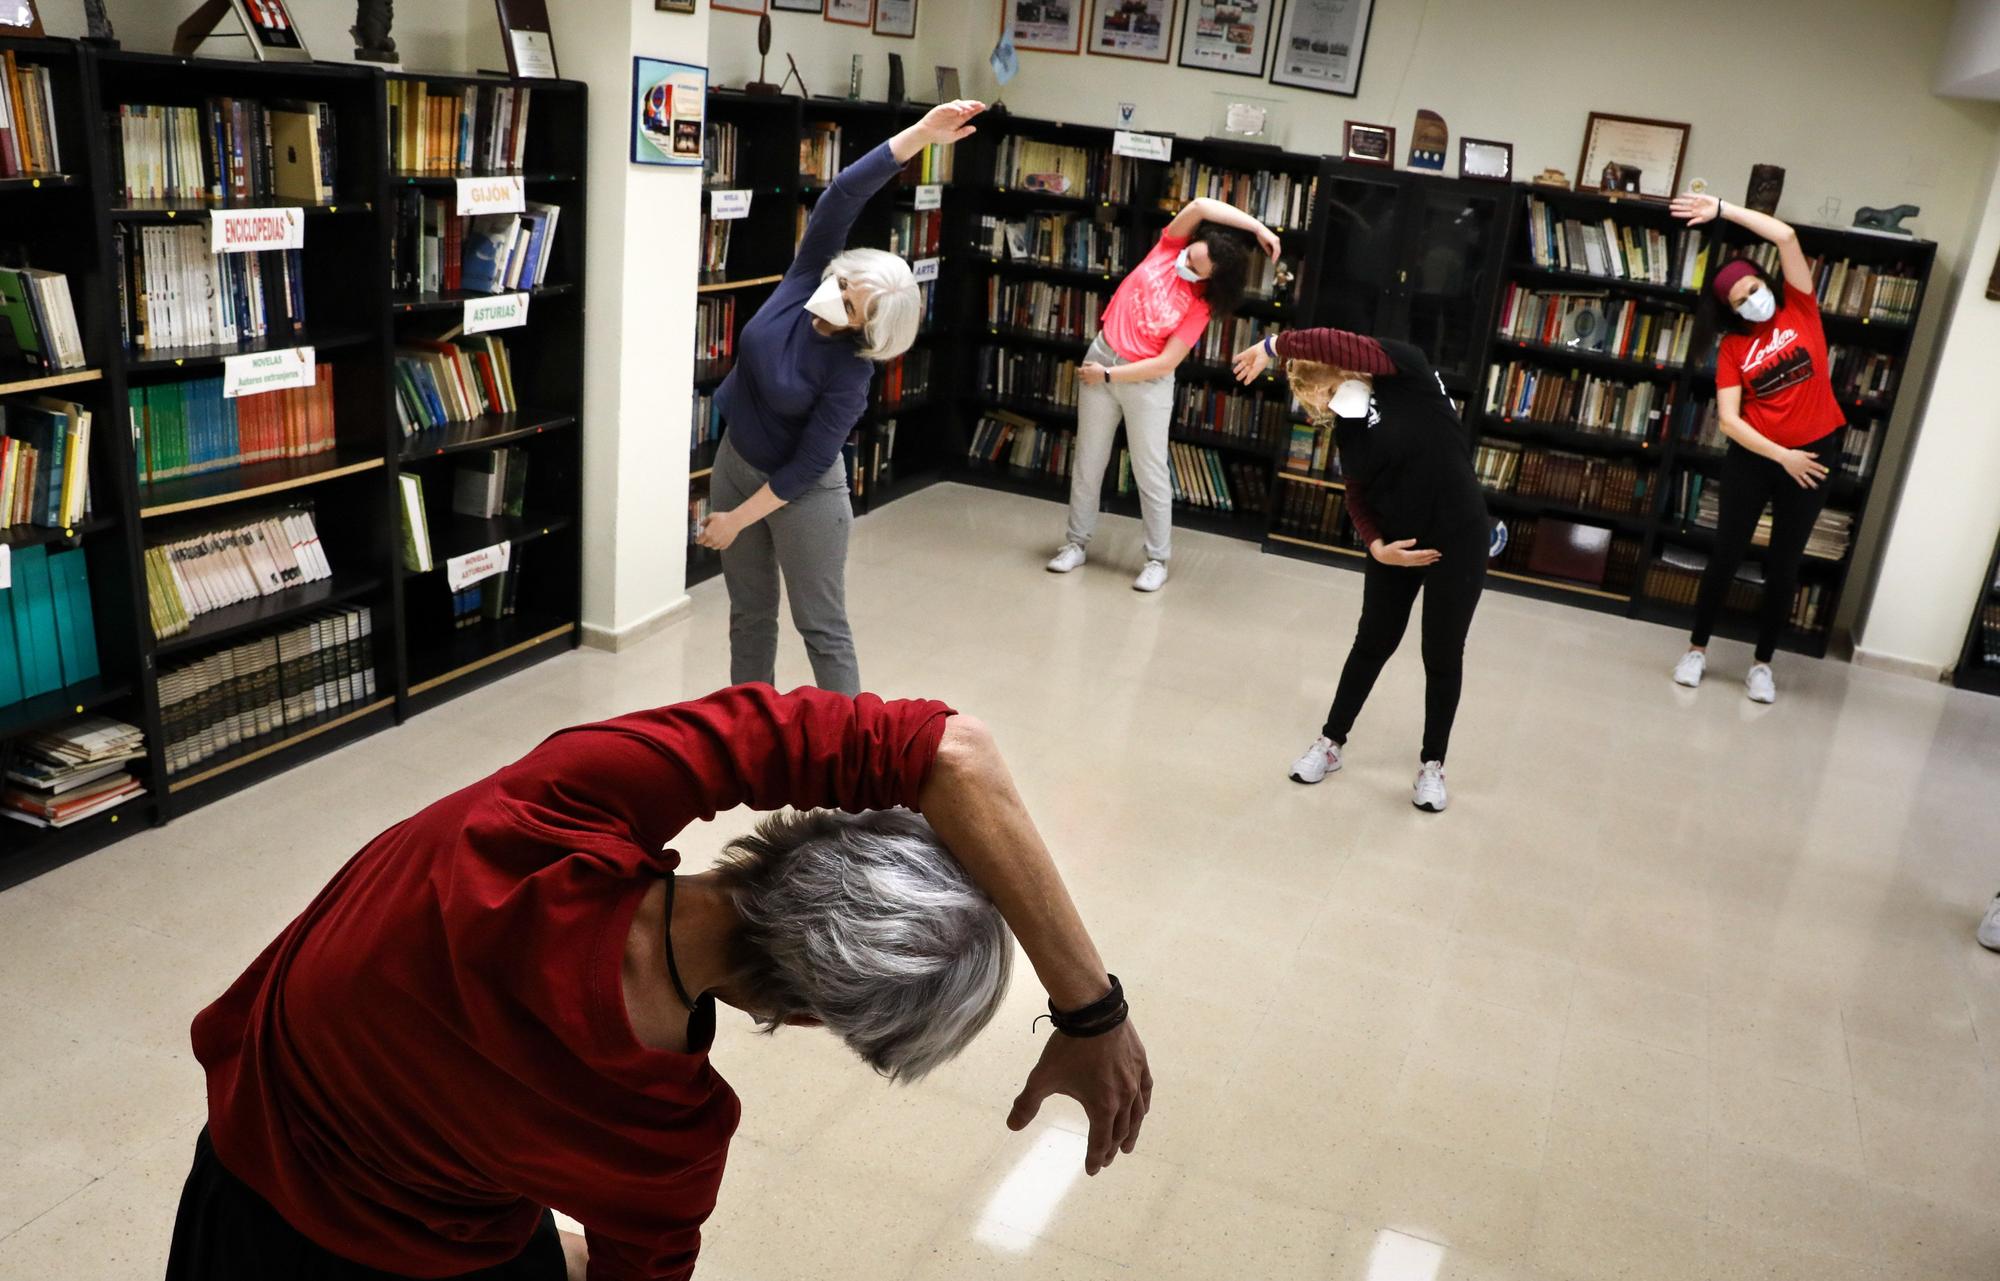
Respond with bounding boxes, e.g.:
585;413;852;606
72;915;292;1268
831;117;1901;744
1401;180;1509;390
1310;171;1407;340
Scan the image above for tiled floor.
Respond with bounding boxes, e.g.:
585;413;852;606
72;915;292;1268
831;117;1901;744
3;482;1998;1280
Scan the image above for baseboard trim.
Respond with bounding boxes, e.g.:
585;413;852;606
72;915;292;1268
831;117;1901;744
581;595;692;652
1850;646;1947;683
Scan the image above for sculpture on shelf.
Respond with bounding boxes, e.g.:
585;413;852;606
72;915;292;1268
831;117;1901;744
82;0;116;44
353;0;398;63
745;13;780;95
1853;203;1920;235
1746;163;1784;214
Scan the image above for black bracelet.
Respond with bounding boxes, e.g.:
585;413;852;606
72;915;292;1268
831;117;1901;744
1045;975;1127;1037
1051;1000;1128;1037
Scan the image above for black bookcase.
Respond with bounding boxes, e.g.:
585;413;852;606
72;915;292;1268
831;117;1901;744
1955;528;2000;696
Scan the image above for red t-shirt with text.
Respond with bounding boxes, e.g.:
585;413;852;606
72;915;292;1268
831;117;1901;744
1099;233;1211;362
1715;282;1845;448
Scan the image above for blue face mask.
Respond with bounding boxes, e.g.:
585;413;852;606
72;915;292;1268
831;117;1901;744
1173;247;1203;284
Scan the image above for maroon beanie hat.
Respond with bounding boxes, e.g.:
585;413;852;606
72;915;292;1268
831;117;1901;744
1710;259;1759;305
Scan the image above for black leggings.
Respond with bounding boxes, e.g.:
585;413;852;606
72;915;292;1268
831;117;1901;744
1322;527;1487;763
1689;434;1836;663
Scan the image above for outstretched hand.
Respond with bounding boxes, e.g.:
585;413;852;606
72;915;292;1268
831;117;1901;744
916;99;987;146
1670;193;1720;226
1232;343;1272;384
1008;1021;1151;1175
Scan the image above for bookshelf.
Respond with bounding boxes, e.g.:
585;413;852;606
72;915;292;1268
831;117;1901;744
1954;527;2000;696
0;44;586;889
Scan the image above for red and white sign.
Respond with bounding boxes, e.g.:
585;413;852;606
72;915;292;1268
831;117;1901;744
209;207;306;254
446;540;512;591
457;175;527;216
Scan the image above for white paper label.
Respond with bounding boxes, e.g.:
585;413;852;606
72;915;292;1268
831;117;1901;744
0;544;9;591
1111;131;1172;162
914;183;943;211
210;207;305;254
446;541;512;592
223;346;316;399
463;293;530;334
509;30;557;79
912;257;940;283
709;189;753;220
457;175;526;216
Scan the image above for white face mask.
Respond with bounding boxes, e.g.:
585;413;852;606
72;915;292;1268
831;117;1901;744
1331;378;1373;419
1173;247;1203;284
1734;285;1776;324
805;274;851;327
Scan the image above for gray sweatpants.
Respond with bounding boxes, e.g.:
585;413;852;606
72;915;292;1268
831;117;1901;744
1064;333;1176;563
711;436;859;695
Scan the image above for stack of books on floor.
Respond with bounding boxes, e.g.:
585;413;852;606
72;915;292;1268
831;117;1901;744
968;412;1071;479
387;82;532;174
0;264;87;372
1;396;93;527
394;337;516;434
1522;198;1707;288
983;279;1104;339
1;717;146;829
144;507;332;640
0;544;98;704
0;51;65;178
159;604;378;776
129;368;337;480
1484;361;1670;438
115;227;304;351
110;99;338;202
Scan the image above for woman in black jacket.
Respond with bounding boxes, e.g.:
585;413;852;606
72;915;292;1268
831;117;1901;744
1234;326;1488;812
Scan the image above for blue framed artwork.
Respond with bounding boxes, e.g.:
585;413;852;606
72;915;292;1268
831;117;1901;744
631;57;707;166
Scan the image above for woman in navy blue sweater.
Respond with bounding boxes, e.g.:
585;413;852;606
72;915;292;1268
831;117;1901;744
696;101;984;695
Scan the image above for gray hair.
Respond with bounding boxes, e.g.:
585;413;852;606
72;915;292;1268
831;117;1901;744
717;808;1013;1082
826;248;922;362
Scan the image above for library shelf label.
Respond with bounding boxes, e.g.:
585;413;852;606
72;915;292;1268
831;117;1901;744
210;208;306;254
1112;131;1173;162
223;346;317;399
458;175;528;216
914;183;943;211
447;540;512;591
709;188;753;220
913;257;940;283
464;293;531;335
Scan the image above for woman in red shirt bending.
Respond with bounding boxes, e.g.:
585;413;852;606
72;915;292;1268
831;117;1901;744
1044;198;1278;592
1669;194;1842;704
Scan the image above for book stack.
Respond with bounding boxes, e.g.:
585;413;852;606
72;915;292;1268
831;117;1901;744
388;82;533;174
114;227;305;352
1272;481;1355;548
1496;285;1695;365
158;604;378;776
976;213;1128;273
0;265;86;371
0;544;97;704
128;367;337;481
1509;448;1649;516
900;139;953;185
1162;161;1316;230
111;99;338;203
0;51;65;178
967;412;1071;479
876;349;929;409
1;397;93;528
1283;421;1338;479
1522;198;1707;289
460;205;562;293
1827;344;1897;402
691;391;721;457
394;336;517;434
1117;443;1244;513
1483;360;1669;438
695;296;735;367
1171;384;1288;451
1195;316;1278;368
977;346;1078;411
451;445;530;520
799;122;842;184
1473;441;1523;490
144;508;331;640
703;120;738;187
984;279;1105;340
889;208;942;258
992;136;1135;202
1733;244;1922;323
1;717;146;829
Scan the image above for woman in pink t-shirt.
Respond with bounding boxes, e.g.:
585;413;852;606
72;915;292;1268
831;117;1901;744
1045;198;1278;591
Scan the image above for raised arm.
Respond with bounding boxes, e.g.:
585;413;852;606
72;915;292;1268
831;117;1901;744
1671;193;1814;295
790;101;986;284
1165;196;1281;258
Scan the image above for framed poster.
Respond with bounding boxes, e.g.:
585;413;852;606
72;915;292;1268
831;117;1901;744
1459;137;1512;183
1006;0;1084;54
827;0;873;24
1576;112;1689;200
232;0;313;61
712;0;767;12
1269;0;1372;96
1176;0;1277;78
1089;0;1175;62
772;0;823;11
874;0;917;36
632;58;706;167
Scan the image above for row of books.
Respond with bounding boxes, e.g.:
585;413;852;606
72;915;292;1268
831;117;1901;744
389;197;563;296
976;213;1128;275
1193;315;1278;369
1;716;145;830
111;99;337;204
0;264;86;371
991;136;1137;202
1161;161;1315;231
966;412;1072;479
1493;515;1643;592
145;508;329;640
0;51;64;178
1283;420;1339;479
1675;406;1876;479
901;140;954;186
129;368;337;482
1686;483;1853;559
1271;479;1355;548
799;122;842;185
888;209;943;259
394;336;517;435
876;349;929;409
700;215;731;276
695;296;736;365
1733;242;1921;324
1522;199;1708;290
1496;286;1696;366
451;445;532;520
1646;552;1826;631
1;396;92;528
159;604;378;777
1478;442;1650;515
115;227;305;353
0;543;98;705
983;278;1105;340
1482;360;1672;438
977;346;1079;412
1826;343;1898;403
692;391;721;457
388;82;533;175
1172;383;1290;451
703;120;739;188
1114;443;1261;514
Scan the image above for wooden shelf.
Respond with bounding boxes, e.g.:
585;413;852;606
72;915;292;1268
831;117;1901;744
1276;472;1345;491
1509;263;1699;302
410;512;572;571
1;516;115;549
138;448;385;519
408;614;575;696
0;172;79;192
392;283;575;313
167;697;395;794
0;367;100;397
697;273;784;294
1477;413;1655;456
398;411;577;460
0;678;136;742
124;329;372;374
110;196;370;221
1491;337;1684;379
153;573;385;657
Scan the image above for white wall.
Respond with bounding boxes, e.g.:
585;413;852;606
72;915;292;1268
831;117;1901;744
702;5;964;101
34;0;468;68
1938;0;2000;97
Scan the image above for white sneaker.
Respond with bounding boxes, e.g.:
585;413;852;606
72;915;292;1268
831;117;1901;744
1289;736;1341;784
1672;650;1706;688
1413;761;1448;812
1133;560;1169;592
1046;543;1086;573
1745;663;1776;704
1979;895;2000;953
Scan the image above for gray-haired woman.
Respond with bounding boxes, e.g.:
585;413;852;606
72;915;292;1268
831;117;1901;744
697;100;986;695
168;683;1147;1281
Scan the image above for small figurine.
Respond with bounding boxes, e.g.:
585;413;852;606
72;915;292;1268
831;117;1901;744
82;0;117;45
352;0;398;64
1853;204;1920;235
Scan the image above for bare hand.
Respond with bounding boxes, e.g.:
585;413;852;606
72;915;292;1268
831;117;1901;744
695;510;741;550
1231;343;1272;383
1371;537;1442;567
1253;225;1282;260
1779;448;1830;489
916;99;986;146
1078;361;1111;386
1671;193;1720;226
1008;1020;1151;1175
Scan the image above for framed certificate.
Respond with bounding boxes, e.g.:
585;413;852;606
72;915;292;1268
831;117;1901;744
1269;0;1373;96
1176;0;1276;77
1576;111;1690;201
1088;0;1175;63
873;0;917;36
827;0;873;25
1007;0;1085;55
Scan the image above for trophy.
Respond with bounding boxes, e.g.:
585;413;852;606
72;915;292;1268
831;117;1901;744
746;14;781;95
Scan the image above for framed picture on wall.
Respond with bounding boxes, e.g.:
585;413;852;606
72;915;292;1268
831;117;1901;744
874;0;917;36
230;0;314;61
711;0;767;12
771;0;824;12
1269;0;1373;96
1088;0;1175;63
632;57;706;167
1575;111;1689;200
655;0;697;11
827;0;873;24
1176;0;1277;78
1459;137;1512;182
1006;0;1085;54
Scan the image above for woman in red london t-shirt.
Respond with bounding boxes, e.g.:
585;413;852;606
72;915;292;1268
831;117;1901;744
1044;198;1279;592
1669;193;1842;704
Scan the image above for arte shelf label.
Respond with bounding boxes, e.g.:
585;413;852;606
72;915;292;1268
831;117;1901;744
210;207;306;254
709;189;752;221
914;184;943;211
463;293;531;335
446;540;512;591
912;257;940;283
223;346;316;399
1111;131;1173;163
458;175;527;216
